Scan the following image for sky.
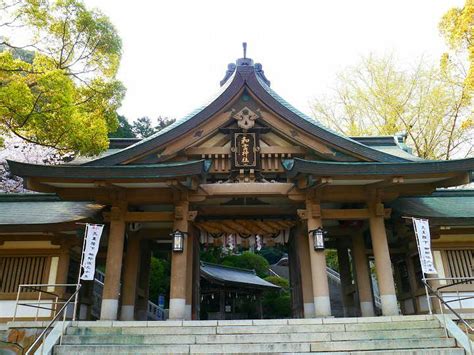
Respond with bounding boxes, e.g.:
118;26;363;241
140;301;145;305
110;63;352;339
84;0;465;122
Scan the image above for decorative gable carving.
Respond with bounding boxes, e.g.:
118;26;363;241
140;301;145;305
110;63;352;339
232;107;259;130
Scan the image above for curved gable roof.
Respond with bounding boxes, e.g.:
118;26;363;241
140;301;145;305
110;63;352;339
86;59;409;166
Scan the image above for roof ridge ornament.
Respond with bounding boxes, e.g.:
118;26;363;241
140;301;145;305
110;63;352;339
220;43;271;87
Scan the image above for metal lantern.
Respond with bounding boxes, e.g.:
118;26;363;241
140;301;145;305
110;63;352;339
310;227;327;251
170;230;186;252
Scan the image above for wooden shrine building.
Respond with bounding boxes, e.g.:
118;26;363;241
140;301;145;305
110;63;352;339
2;52;474;321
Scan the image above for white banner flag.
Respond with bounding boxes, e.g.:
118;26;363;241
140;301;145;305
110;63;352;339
412;218;437;274
80;224;104;281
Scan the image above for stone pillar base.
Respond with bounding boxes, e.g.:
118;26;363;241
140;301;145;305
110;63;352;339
120;305;135;321
314;296;331;317
381;294;399;316
360;301;375;317
169;298;186;319
184;304;192;320
100;299;119;320
303;302;315;318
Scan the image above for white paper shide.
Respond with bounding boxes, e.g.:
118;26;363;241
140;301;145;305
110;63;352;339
412;218;437;274
80;224;104;280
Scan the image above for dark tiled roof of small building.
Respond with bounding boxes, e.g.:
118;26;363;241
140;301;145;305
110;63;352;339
0;193;103;225
200;262;280;290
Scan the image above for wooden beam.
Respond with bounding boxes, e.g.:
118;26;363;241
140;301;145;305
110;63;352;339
221;220;254;235
321;208;391;220
196;183;296;197
103;211;175;222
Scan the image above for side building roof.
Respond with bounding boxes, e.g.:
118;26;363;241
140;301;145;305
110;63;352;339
0;193;103;226
389;190;474;226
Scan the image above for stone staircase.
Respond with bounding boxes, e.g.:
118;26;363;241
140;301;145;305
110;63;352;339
54;315;464;354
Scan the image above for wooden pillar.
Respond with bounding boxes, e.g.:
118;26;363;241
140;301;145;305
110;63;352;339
185;229;194;320
352;232;375;316
306;200;331;317
135;239;151;320
296;224;315;318
369;201;398;316
100;205;126;320
120;234;141;320
192;230;201;320
288;227;304;318
169;201;189;319
337;246;356;317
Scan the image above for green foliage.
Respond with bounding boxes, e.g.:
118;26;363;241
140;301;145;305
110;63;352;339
312;54;474;159
325;249;339;272
221;251;270;278
200;246;223;264
264;275;289;290
108;115;135;138
132;117;156;138
262;276;291;318
440;1;474;108
148;257;170;304
0;0;125;155
132;116;176;138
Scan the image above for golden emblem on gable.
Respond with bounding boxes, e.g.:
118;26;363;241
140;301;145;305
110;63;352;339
233;107;259;130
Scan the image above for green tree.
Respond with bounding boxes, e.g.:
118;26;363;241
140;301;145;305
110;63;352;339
132;116;155;138
312;54;473;160
221;252;270;278
262;276;291;318
156;116;176;131
148;257;170;305
0;0;124;155
440;0;474;101
108;115;135;138
132;116;176;138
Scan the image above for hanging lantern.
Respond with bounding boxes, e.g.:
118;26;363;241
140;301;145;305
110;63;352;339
309;227;327;251
170;230;187;252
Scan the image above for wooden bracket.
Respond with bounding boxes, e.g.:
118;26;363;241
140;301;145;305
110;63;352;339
297;209;308;220
110;206;124;221
310;203;321;218
375;202;385;217
175;206;185;220
187;211;198;222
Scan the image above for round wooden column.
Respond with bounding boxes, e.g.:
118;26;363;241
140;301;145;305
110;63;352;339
169;201;189;320
352;232;375;317
369;202;398;316
185;230;194;320
296;225;315;318
306;201;331;317
337;246;356;316
101;206;126;320
120;234;141;320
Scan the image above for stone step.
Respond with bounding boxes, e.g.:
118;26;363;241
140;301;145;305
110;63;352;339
310;337;457;352
54;344;191;354
62;329;446;346
330;328;446;341
67;320;441;337
283;350;464;355
56;338;458;354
